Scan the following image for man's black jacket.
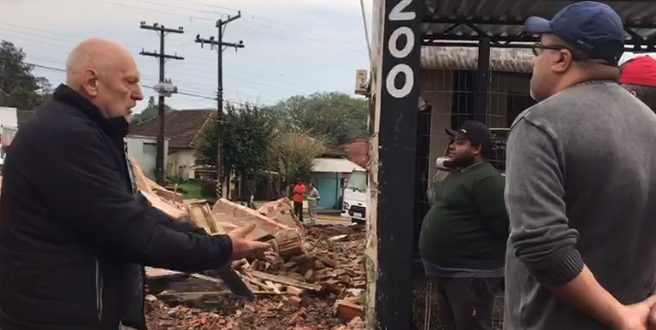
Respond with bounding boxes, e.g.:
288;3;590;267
0;85;232;329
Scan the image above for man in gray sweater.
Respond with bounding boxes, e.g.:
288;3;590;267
505;2;656;329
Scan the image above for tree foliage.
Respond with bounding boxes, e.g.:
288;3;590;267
196;103;277;181
0;40;52;110
269;131;327;184
268;92;369;147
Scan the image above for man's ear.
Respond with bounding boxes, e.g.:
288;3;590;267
80;68;99;97
552;49;574;73
472;144;482;156
630;90;638;97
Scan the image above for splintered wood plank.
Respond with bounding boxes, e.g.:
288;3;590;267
248;270;322;292
128;157;154;195
257;197;303;230
213;198;294;231
201;204;223;234
145;267;183;279
152;185;184;203
142;191;187;220
187;203;214;234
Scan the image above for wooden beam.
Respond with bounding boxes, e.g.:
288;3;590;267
129;157;154;195
248;270;322;292
142;191;187;219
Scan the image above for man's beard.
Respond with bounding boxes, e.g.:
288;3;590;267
444;154;475;169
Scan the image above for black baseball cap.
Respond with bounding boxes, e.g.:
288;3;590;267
445;121;492;151
524;1;625;64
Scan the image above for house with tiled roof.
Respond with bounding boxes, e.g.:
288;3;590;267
339;139;369;169
129;109;215;180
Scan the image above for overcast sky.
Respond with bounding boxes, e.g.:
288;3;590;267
0;0;373;111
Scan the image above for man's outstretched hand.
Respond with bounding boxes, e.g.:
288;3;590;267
228;223;271;260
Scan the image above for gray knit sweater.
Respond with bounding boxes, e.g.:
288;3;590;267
504;81;656;329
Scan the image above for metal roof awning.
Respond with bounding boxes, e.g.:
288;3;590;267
423;0;656;52
311;158;365;173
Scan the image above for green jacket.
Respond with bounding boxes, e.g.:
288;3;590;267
418;162;509;270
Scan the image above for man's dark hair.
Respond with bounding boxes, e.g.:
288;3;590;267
621;84;656;111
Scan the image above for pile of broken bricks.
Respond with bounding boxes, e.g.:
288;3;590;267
129;161;367;329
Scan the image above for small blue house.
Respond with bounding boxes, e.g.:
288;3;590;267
310;157;365;210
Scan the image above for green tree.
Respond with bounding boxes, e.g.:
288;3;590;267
269;131;327;184
133;96;175;124
196;103;277;199
269;92;369;147
0;40;52;110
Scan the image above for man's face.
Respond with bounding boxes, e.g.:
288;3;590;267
530;34;569;102
444;137;479;168
94;56;143;119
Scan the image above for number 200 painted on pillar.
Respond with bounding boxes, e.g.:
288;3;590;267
385;0;417;99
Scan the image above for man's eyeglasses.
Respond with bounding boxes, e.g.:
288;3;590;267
531;44;571;56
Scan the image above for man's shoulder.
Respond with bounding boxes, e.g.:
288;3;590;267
28;99;95;133
14;101;102;156
474;163;504;181
512;82;633;128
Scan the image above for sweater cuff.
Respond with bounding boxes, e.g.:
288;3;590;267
215;234;234;266
532;248;584;286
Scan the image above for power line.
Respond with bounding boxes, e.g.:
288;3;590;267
164;0;363;49
5;36;277;101
28;63;65;72
92;0;362;54
91;0;216;21
3;28;320;103
133;0;230;17
0;23;331;88
9;63;214;102
2;30;315;94
21;62;250;105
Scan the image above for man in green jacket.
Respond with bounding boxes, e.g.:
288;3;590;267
418;120;509;330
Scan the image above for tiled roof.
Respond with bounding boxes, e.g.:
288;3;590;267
340;139;369;169
129;109;215;150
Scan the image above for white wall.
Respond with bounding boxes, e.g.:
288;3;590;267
167;149;197;180
125;135;169;180
1;126;18;147
0;107;17;129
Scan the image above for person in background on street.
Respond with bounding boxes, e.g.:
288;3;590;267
620;55;656;111
0;38;270;330
505;2;656;329
418;120;508;330
307;182;320;225
293;178;306;223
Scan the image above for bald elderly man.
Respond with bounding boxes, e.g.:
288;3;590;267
0;39;268;330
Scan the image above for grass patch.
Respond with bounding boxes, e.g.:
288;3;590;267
176;180;203;199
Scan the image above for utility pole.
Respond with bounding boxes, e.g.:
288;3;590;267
140;22;184;185
196;11;244;198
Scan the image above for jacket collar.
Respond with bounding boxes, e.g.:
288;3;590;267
52;84;129;139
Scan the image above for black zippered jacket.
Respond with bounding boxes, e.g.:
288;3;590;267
0;84;232;329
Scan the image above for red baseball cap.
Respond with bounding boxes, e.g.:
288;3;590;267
620;55;656;88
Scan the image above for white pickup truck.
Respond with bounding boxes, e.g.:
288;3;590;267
341;169;367;223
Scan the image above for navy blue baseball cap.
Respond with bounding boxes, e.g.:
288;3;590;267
524;1;625;64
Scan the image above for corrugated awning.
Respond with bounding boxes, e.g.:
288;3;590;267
423;0;656;52
311;158;365;173
421;46;533;72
